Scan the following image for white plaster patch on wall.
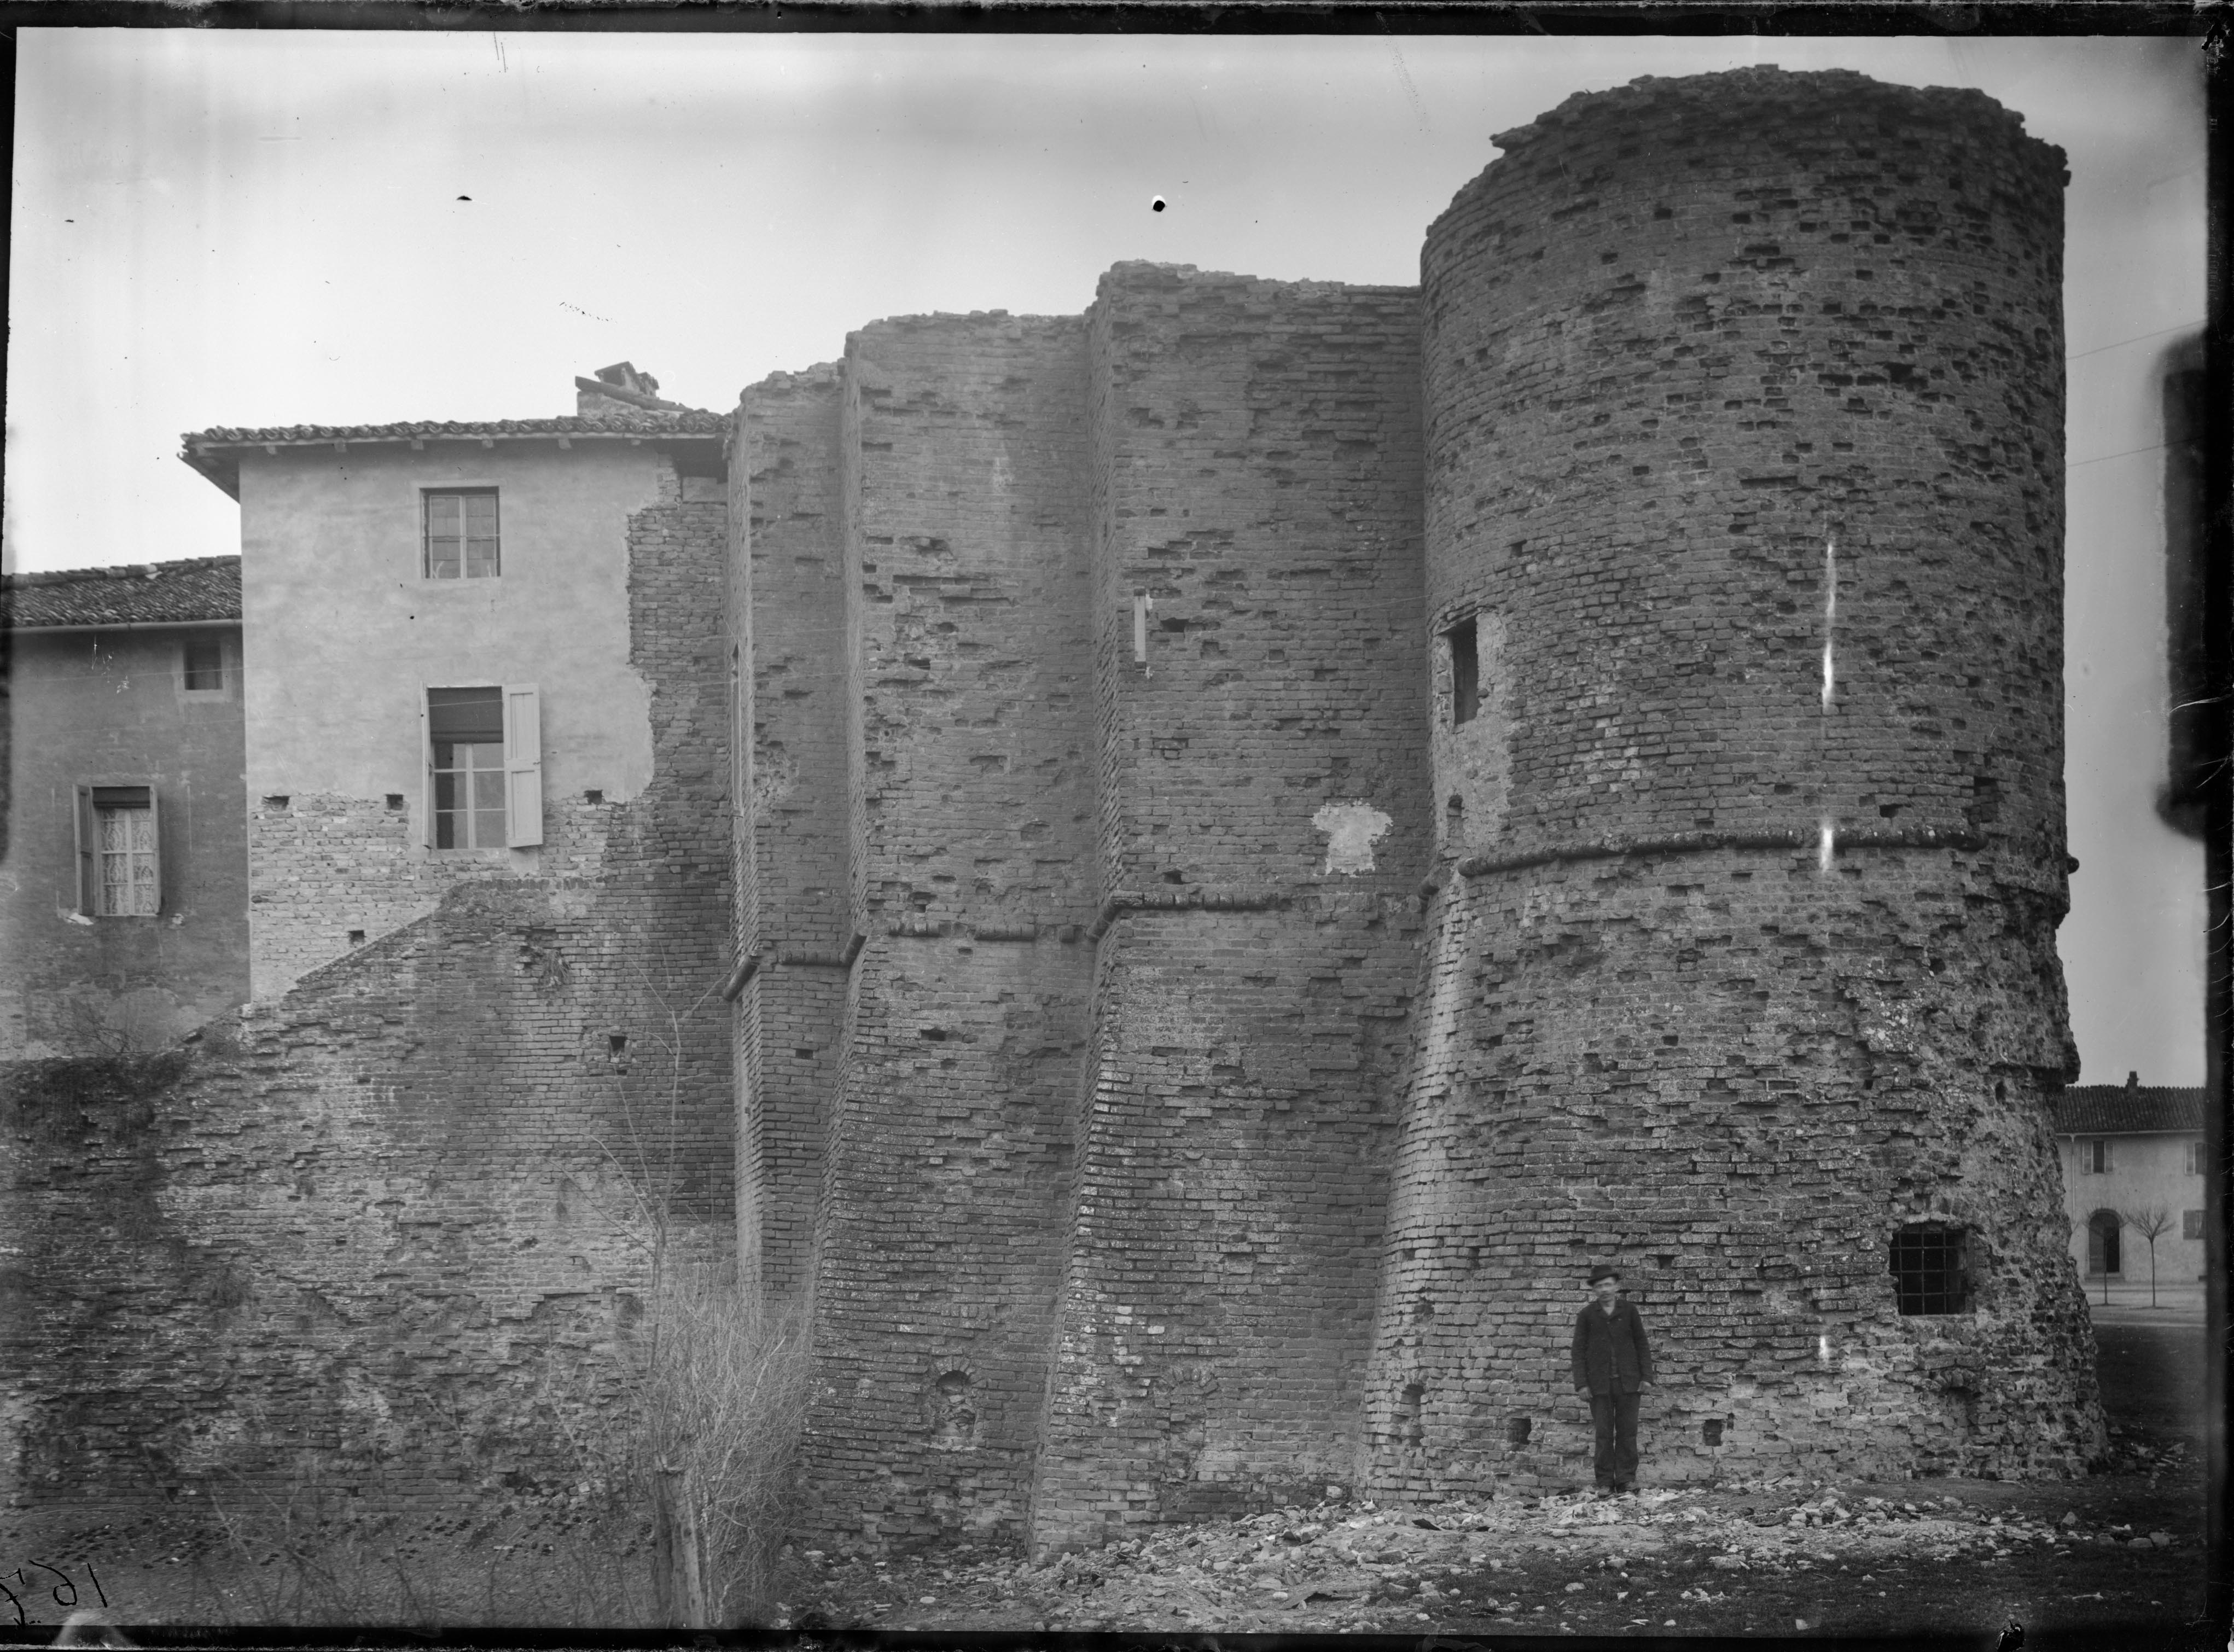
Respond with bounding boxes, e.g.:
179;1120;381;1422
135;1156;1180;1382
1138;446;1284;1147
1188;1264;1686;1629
754;741;799;820
1313;801;1393;876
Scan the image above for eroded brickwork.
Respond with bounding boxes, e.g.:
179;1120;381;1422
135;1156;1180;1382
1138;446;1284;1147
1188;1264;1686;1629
734;368;850;1294
1363;68;2095;1497
1026;267;1428;1547
3;463;734;1522
16;65;2101;1560
798;317;1098;1547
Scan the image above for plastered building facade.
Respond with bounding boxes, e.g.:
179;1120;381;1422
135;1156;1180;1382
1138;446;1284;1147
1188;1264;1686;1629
0;559;249;1058
5;69;2105;1552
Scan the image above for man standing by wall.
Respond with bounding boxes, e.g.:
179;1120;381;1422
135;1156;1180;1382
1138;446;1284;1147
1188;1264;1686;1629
1572;1263;1653;1494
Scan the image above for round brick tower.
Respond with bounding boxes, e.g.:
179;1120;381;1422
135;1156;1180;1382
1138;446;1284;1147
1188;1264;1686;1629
1364;68;2102;1493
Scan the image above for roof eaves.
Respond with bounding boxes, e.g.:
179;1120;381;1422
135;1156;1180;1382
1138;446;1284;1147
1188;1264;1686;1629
177;418;729;499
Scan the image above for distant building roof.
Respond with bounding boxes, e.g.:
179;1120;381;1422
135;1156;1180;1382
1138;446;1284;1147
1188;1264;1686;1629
178;407;730;499
2052;1081;2209;1136
2;555;242;630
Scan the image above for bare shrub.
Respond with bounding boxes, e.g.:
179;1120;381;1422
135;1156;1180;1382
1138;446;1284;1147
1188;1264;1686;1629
635;1276;812;1626
589;969;815;1627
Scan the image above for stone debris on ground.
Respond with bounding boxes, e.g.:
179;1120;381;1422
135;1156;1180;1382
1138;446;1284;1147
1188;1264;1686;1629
773;1477;2192;1633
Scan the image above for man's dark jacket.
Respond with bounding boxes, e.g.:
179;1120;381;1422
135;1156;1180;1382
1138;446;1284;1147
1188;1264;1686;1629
1571;1297;1653;1395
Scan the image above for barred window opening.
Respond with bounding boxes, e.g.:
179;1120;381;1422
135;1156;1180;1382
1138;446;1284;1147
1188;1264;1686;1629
1890;1223;1971;1314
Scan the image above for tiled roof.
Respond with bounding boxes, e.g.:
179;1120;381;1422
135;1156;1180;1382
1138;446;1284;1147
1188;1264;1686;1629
183;410;729;446
2052;1085;2209;1136
179;409;730;498
2;556;241;629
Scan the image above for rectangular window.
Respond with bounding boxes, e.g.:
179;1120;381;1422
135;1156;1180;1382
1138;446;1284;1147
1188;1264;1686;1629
429;688;506;847
426;684;541;850
2086;1139;2111;1174
1447;618;1479;726
182;635;225;691
2183;1209;2204;1241
2189;1141;2207;1176
73;784;161;916
424;488;500;579
1890;1223;1970;1315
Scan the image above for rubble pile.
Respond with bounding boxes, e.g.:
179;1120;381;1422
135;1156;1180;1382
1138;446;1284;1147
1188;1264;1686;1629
778;1480;2192;1633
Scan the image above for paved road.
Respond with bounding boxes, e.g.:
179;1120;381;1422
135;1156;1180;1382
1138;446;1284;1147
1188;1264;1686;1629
2094;1318;2210;1442
2080;1280;2206;1324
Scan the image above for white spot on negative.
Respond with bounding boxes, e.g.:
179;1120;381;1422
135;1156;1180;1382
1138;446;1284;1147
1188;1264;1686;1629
1313;800;1393;876
1821;532;1838;712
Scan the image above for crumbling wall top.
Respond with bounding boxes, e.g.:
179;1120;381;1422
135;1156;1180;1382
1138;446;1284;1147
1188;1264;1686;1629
1486;66;2064;175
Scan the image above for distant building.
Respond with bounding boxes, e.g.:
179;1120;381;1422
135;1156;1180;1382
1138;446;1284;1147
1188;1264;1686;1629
0;557;248;1056
2052;1076;2209;1286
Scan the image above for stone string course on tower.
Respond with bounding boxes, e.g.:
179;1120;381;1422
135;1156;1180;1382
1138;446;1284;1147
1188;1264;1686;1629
3;67;2102;1557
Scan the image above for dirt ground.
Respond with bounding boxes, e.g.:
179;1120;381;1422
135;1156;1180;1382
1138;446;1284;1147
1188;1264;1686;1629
1;1317;2214;1641
782;1316;2215;1644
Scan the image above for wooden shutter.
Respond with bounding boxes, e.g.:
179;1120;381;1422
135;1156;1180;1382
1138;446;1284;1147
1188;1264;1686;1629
73;785;94;914
504;684;543;848
422;693;435;849
146;786;164;916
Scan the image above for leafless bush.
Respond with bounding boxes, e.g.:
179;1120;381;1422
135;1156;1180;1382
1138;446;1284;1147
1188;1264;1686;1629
635;1276;812;1626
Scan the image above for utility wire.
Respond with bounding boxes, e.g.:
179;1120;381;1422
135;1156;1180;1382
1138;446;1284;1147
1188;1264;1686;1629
2069;440;2172;469
2065;322;2202;363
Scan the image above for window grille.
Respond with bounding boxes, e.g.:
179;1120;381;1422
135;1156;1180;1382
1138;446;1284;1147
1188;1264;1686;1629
1889;1223;1970;1314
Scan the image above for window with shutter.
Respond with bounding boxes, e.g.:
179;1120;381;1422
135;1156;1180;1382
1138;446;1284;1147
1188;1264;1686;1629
429;688;507;848
424;685;541;850
75;784;161;916
504;684;543;848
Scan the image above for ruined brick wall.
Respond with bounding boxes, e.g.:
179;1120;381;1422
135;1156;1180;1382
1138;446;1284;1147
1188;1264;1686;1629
2;465;735;1523
235;441;689;999
0;630;249;1058
796;316;1099;1548
734;368;850;1294
1026;268;1428;1548
15;64;2100;1553
1364;68;2098;1494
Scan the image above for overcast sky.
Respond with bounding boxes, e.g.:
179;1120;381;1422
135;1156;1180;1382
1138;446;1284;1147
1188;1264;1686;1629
5;28;2209;1085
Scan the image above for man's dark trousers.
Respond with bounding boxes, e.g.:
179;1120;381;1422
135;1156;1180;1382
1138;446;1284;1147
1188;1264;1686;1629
1590;1390;1640;1487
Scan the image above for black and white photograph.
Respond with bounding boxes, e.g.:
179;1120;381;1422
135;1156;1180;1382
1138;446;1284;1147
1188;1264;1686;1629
0;17;2215;1643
